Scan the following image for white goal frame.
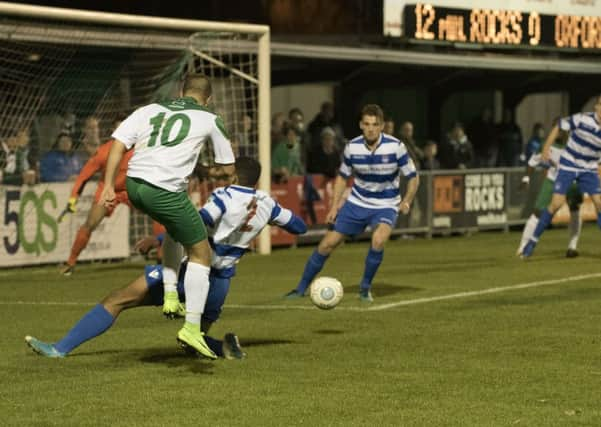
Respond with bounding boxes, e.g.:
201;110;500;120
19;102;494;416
0;1;272;254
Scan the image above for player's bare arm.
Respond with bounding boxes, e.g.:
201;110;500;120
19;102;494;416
400;175;419;214
326;175;349;224
100;140;127;207
541;125;559;162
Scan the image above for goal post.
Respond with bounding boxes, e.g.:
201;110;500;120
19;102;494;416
0;2;272;261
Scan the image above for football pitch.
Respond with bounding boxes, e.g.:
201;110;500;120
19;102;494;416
2;227;601;426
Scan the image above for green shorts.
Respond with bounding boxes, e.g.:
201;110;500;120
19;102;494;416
535;178;583;212
126;177;206;246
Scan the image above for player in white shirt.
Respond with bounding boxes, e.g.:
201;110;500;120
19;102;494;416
517;142;582;257
100;74;235;359
25;157;307;359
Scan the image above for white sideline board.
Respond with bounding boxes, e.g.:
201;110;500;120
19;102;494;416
0;182;130;267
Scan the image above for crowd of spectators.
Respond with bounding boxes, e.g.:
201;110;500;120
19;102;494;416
268;102;537;183
0;113;118;186
271;102;346;183
1;101;540;188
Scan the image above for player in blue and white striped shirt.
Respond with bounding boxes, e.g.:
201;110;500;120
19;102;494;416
285;104;419;302
522;95;601;258
25;158;307;359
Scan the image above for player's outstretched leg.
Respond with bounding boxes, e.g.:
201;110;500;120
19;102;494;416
517;214;538;256
521;209;553;258
25;304;114;358
176;240;217;360
285;230;344;299
286;250;329;298
203;333;246;360
25;336;66;358
25;275;149;358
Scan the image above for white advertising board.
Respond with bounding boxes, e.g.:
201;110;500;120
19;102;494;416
0;182;130;267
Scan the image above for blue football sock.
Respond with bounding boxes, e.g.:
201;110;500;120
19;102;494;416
296;250;329;294
204;335;224;358
531;209;553;241
360;247;384;290
54;304;114;354
597;212;601;229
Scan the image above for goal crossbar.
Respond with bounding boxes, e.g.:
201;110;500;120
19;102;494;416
0;1;268;34
0;1;272;255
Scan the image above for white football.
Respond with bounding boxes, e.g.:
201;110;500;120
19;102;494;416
310;276;344;310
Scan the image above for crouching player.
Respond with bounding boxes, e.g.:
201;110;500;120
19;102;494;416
25;157;307;359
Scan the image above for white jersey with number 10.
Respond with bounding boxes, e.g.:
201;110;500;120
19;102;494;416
112;97;235;192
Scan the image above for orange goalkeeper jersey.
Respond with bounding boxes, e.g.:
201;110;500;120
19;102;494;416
70;140;133;197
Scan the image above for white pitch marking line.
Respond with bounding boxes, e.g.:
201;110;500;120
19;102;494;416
367;272;601;311
0;300;363;311
2;272;600;312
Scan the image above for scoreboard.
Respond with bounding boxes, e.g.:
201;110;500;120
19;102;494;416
403;3;601;49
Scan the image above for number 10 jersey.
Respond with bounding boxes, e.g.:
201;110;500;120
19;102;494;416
112;96;235;192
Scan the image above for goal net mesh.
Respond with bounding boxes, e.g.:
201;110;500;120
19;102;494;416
0;13;260;263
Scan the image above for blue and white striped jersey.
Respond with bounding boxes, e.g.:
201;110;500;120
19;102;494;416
558;112;601;172
200;185;292;276
339;133;417;210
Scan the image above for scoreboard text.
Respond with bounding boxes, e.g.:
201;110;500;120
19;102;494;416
404;3;601;49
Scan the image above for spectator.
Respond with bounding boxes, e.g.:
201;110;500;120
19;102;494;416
421;140;440;170
79;116;101;159
33;107;76;156
497;108;523;167
40;133;83;182
272;121;304;183
307;126;342;178
383;116;396;136
467;107;498;167
440;122;474;169
289;107;305;134
233;113;254;157
0;127;36;185
307;101;345;153
399;121;424;166
271;112;286;150
289;107;310;162
525;122;545;163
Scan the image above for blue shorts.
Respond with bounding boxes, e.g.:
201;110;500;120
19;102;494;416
554;169;601;195
333;201;398;236
144;264;231;323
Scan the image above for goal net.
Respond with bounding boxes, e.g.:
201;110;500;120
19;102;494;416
0;3;270;267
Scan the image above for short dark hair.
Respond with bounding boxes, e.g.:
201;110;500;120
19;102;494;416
183;74;212;99
235;156;261;187
288;107;303;118
361;104;384;123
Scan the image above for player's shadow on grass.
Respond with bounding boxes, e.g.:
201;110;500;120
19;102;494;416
241;338;295;348
350;283;421;297
138;348;215;374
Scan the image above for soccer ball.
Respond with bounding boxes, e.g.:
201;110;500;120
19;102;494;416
310;276;344;310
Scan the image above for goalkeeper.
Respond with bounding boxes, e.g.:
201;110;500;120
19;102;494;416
60;124;133;276
25;157;307;359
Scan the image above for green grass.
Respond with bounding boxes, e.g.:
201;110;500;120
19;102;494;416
3;227;601;426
